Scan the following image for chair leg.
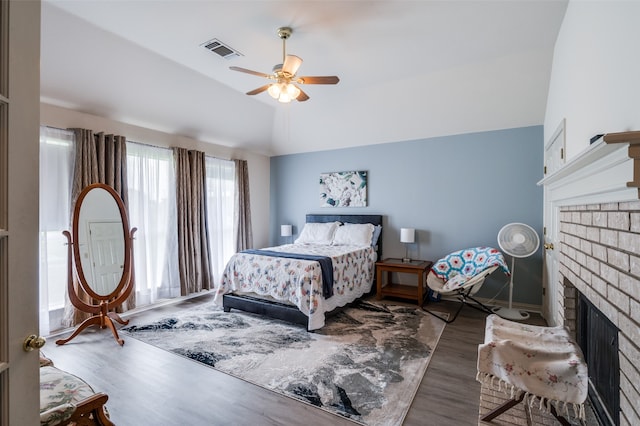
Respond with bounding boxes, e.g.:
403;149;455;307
66;393;115;426
423;299;465;324
465;294;494;315
481;394;525;422
549;404;572;426
481;393;571;425
423;287;495;324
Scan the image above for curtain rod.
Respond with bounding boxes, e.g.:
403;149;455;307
42;125;233;162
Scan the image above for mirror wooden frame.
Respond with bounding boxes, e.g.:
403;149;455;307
56;183;137;346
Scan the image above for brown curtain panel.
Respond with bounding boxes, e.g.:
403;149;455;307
234;159;253;251
173;147;213;295
63;129;134;326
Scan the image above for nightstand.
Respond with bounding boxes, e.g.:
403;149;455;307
375;258;433;306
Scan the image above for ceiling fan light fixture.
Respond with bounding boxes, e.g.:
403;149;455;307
278;91;292;103
230;26;339;103
286;83;300;99
268;83;282;98
268;82;300;103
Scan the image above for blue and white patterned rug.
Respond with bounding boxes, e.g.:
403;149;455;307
122;300;447;425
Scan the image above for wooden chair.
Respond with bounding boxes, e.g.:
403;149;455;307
40;354;114;426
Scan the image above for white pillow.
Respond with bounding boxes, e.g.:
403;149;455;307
332;223;375;246
294;221;340;245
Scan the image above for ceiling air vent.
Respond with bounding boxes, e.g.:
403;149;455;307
201;38;242;60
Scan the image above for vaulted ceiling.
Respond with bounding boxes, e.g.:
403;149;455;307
41;1;568;156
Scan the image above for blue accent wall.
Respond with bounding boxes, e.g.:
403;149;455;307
270;126;543;306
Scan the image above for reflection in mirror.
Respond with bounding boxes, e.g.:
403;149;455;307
77;187;126;297
56;183;137;346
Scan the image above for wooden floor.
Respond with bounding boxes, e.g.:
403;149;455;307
43;293;546;426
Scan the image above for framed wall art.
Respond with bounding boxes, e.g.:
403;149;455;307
319;171;367;207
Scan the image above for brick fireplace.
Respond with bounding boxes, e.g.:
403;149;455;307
540;131;640;426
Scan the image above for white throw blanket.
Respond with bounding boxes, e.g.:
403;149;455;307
477;314;588;420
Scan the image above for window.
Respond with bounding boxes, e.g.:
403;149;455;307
39;127;75;334
39;129;237;333
205;157;235;283
127;142;180;305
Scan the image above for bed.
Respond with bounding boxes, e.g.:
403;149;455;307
214;214;383;330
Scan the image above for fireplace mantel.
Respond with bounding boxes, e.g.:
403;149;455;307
538;131;640;204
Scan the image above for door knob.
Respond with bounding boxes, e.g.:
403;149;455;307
23;334;46;352
544;243;555;250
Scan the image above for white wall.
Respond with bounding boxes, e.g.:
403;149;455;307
544;1;640;160
40;103;271;248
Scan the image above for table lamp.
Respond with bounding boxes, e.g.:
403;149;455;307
281;224;293;244
400;228;415;263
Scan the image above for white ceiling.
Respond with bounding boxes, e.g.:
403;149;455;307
41;0;568;156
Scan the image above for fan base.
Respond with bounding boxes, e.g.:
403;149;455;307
492;307;530;321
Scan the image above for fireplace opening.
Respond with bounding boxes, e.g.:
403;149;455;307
577;292;620;426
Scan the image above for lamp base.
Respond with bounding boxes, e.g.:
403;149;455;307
491;307;530;321
402;258;412;263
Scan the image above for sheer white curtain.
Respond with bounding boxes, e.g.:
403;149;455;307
39;127;75;334
127;142;180;306
205;157;236;284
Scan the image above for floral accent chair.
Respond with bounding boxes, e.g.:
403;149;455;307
39;354;113;426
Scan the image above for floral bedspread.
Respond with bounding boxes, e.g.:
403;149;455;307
214;243;377;330
477;314;588;421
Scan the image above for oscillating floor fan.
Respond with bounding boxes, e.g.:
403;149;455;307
494;223;540;320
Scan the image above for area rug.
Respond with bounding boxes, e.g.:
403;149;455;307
122;300;447;425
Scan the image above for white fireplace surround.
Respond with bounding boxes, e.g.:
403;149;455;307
538;131;640;326
538;131;640;426
539;132;640;326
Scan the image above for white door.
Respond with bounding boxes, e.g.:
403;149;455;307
0;2;41;425
542;194;560;326
88;221;125;295
541;120;565;326
543;119;565;177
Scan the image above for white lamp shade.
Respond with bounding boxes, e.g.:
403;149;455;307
281;224;293;237
400;228;415;243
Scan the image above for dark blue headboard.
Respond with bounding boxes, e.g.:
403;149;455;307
306;214;384;260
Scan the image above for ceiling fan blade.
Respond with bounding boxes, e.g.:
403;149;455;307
282;55;303;75
230;66;272;79
296;88;310;102
246;84;271;96
296;76;340;85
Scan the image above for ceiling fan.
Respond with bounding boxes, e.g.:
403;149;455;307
230;27;339;103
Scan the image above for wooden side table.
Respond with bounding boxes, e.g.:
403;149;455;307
375;258;433;306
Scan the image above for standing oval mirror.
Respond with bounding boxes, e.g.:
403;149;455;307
56;183;136;346
73;185;129;298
